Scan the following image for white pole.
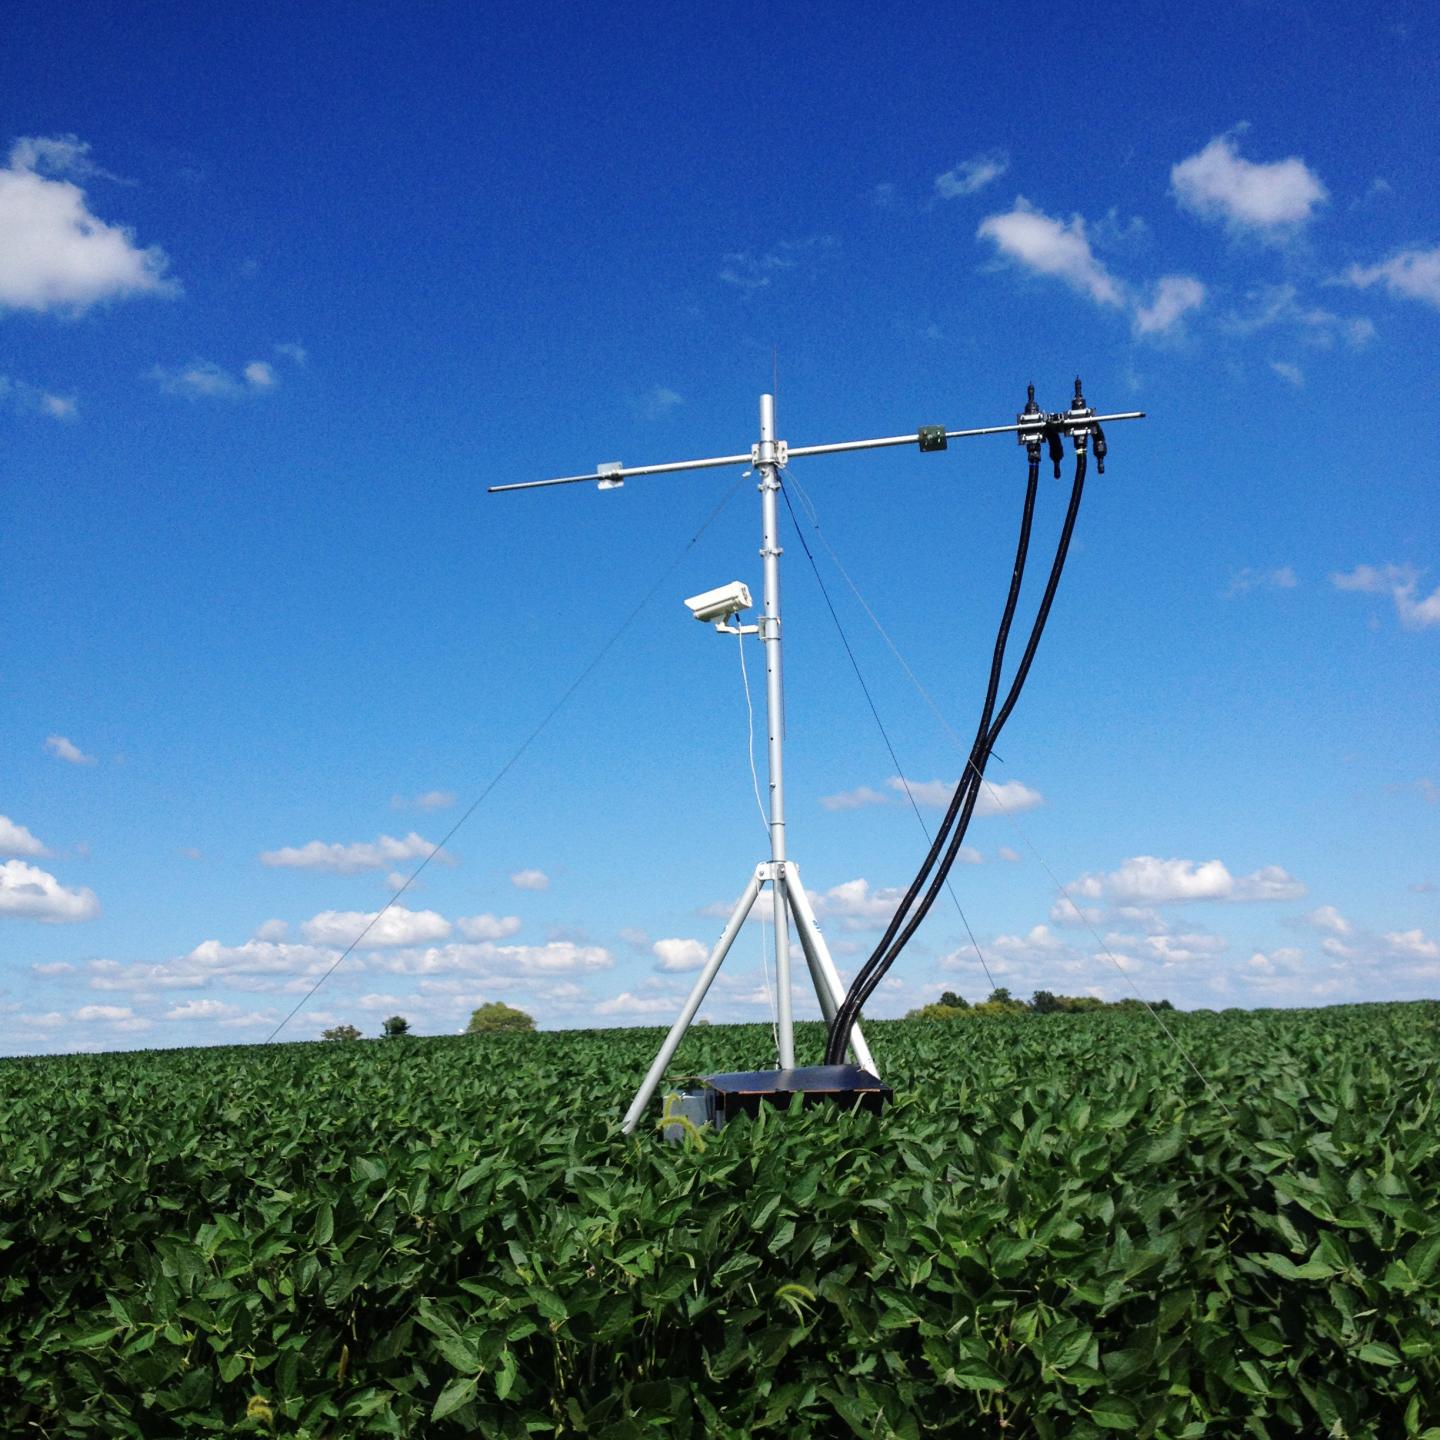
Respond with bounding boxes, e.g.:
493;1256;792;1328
758;393;795;1069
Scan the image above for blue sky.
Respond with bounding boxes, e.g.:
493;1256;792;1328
3;1;1437;1057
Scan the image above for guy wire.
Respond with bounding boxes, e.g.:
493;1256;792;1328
736;627;770;838
778;467;999;996
265;471;752;1043
784;466;1226;1113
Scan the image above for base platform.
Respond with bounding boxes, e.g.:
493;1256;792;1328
662;1064;892;1138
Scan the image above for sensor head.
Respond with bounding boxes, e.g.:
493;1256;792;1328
683;581;753;625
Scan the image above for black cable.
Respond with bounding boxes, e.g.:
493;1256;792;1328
778;477;1001;997
825;446;1088;1066
819;455;1039;1062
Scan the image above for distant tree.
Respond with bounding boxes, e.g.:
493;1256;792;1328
937;990;969;1010
321;1023;362;1041
905;1003;970;1021
987;987;1022;1008
1031;990;1061;1014
381;1015;411;1038
465;1002;535;1035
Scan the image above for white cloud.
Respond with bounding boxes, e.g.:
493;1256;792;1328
1330;564;1440;630
456;912;523;941
74;1004;129;1021
1343;244;1440;309
1050;896;1105;927
653;937;708;973
0;815;50;858
0;136;176;313
595;991;680;1017
1171;133;1327;232
976;199;1123;307
935;151;1009;199
1133;930;1227;965
820;785;889;812
641;386;683;419
718;236;837;290
301;906;452;947
1232;866;1309;902
973;780;1043;817
1385;929;1439;960
31;961;74;976
1224;284;1373;349
374;939;612;977
1070;855;1304;906
1269;360;1305;387
0;859;100;922
166;938;338;988
254;918;289;941
164;998;243;1021
259;831;438;873
890;777;953;807
150;358;278;398
808;877;906;931
274;342;308;365
0;374;79;420
45;734;95;765
392;790;456;811
1226;565;1298;596
511;868;549;891
1307;905;1353;936
890;776;1043;817
1133;275;1207;336
998;846;1020;863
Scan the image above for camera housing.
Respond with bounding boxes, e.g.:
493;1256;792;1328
683;581;753;625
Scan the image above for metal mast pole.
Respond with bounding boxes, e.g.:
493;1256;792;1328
756;393;795;1068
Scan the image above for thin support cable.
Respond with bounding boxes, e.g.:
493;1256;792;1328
736;628;769;838
265;471;751;1043
786;468;970;757
794;446;1223;1108
779;469;999;994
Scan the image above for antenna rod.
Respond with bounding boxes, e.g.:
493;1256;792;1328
488;411;1145;493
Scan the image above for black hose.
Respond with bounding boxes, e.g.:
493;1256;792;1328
824;447;1089;1066
820;456;1041;1050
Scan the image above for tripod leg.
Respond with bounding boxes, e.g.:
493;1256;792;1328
785;866;878;1075
620;870;762;1134
772;872;795;1069
796;921;836;1025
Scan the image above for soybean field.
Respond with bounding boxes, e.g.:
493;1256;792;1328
2;1004;1438;1438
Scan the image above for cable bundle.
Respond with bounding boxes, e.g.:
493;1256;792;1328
823;435;1090;1067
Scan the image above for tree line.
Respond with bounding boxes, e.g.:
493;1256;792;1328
321;1002;535;1041
905;988;1174;1020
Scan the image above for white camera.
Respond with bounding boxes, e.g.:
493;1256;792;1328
683;581;753;625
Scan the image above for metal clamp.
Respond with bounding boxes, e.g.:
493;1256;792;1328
750;441;789;468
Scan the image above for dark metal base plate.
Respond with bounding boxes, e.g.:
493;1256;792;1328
701;1064;892;1126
